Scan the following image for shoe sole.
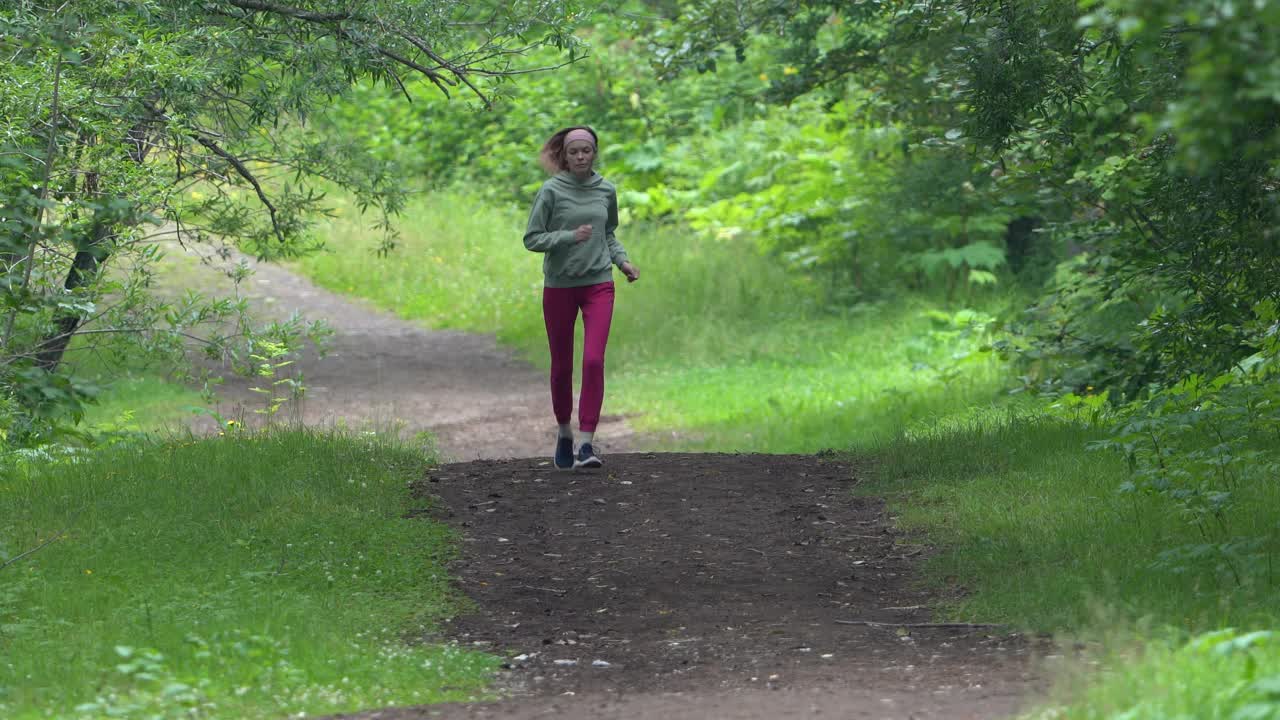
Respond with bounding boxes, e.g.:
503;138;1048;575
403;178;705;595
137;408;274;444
573;457;603;470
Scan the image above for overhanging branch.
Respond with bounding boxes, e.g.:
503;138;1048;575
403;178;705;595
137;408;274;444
146;100;285;244
214;0;552;106
194;135;287;245
220;0;352;24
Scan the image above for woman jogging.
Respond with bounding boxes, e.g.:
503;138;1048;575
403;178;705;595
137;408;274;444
523;126;640;470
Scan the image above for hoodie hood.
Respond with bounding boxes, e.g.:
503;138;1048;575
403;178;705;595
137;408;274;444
551;171;604;189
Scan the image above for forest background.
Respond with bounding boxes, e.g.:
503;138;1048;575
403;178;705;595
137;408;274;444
2;0;1279;718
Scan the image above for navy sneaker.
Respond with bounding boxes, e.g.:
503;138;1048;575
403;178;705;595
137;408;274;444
554;436;575;470
574;443;602;469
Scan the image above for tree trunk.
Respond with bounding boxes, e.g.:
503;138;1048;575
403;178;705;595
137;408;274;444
33;218;113;373
32;116;152;374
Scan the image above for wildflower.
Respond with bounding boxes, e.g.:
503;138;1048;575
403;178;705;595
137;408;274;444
759;73;769;82
783;66;798;75
84;569;93;575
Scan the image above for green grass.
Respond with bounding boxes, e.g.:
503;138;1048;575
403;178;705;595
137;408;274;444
296;191;1009;452
77;370;204;433
860;408;1280;633
59;236;249;437
0;429;494;719
296;189;1280;715
1026;627;1280;719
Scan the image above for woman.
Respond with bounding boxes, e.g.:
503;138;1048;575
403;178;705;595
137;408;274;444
523;126;639;470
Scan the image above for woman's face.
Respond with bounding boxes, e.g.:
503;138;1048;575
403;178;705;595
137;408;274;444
564;139;596;176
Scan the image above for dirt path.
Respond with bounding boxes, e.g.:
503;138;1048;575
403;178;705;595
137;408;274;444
185;251;636;460
180;252;1043;717
333;454;1043;720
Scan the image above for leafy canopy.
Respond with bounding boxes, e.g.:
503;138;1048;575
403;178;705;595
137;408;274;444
0;0;583;444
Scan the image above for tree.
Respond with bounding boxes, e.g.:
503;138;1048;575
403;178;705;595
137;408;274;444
0;0;583;442
650;0;1280;394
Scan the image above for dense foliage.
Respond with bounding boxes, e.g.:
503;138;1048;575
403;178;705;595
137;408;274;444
4;0;1279;615
315;0;1280;602
0;0;580;445
3;2;1280;714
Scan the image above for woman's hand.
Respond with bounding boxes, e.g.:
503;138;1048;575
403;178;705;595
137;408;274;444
574;224;593;243
620;261;640;283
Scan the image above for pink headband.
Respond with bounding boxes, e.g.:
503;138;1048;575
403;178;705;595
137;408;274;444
564;128;596;148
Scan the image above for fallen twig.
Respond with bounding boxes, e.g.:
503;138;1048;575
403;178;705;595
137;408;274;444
520;585;567;595
835;620;1004;630
0;532;66;572
1;510;83;574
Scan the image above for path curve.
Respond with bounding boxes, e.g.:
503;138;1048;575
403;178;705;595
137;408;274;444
184;248;637;461
177;248;1044;718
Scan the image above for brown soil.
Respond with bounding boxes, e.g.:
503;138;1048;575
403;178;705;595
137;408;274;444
332;454;1045;720
178;249;1044;718
178;248;636;460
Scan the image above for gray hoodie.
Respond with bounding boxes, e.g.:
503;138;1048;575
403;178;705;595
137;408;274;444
523;172;629;288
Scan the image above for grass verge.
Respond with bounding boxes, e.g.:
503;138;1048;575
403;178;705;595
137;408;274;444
861;409;1280;717
0;429;493;719
1028;627;1280;719
295;191;1009;452
860;408;1280;633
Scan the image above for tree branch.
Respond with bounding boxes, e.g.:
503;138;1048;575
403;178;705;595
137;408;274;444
220;0;352;24
215;0;533;105
187;133;287;245
4;56;63;350
216;1;457;96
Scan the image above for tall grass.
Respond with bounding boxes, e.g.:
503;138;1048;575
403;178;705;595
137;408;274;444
297;191;1009;452
861;408;1280;633
0;429;494;719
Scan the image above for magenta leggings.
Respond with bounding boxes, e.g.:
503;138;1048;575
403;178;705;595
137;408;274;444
543;281;615;433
